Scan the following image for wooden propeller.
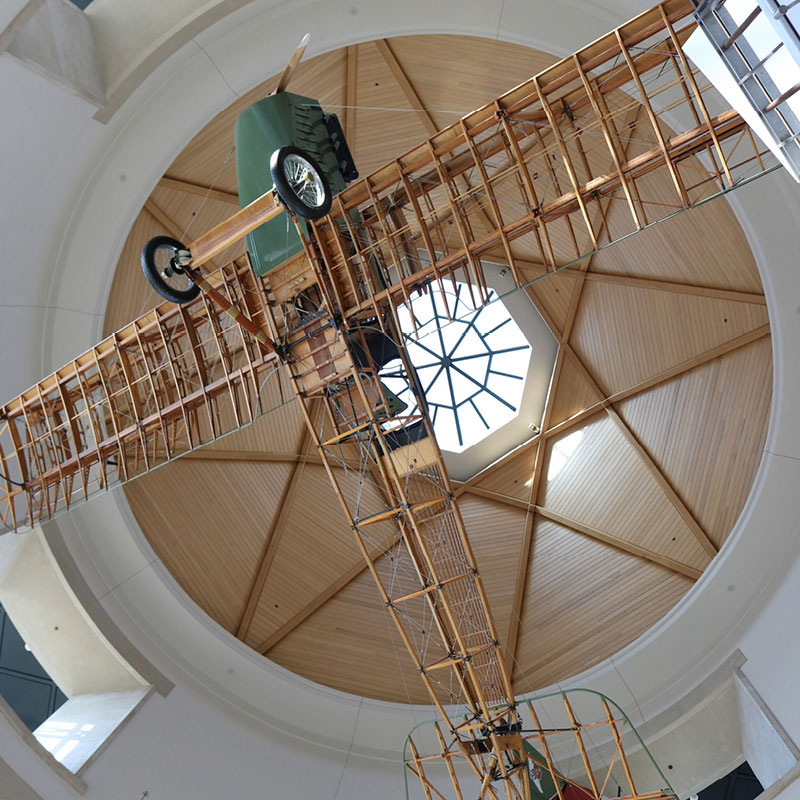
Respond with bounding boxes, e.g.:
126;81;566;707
274;33;311;94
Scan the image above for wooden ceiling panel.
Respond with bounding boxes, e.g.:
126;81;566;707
351;42;433;175
525;270;577;339
569;280;769;396
267;551;439;705
457;495;529;652
472;445;536;503
547;355;602;429
103;210;167;336
615;336;771;550
540;415;711;572
246;464;391;649
125;459;293;632
593;163;763;293
389;36;554;132
512;517;693;688
202;385;306;458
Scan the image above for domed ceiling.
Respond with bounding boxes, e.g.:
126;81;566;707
102;34;771;704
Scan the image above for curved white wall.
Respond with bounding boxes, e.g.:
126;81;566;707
1;0;800;797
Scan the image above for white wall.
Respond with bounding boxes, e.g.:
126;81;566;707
0;55;103;398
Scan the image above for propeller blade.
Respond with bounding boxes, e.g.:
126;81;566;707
273;32;311;94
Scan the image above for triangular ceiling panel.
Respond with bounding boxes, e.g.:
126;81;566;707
569;279;768;396
595;159;762;293
523;270;576;339
540;414;711;573
512;516;693;690
390;35;555;132
125;459;293;632
472;444;537;504
547;351;602;429
203;388;306;459
351;41;433;175
615;335;771;550
267;546;444;705
245;463;391;650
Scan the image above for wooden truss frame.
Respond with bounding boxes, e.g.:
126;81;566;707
405;690;677;800
0;1;779;797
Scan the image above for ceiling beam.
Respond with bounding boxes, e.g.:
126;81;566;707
536;507;702;581
504;348;565;669
158;175;240;206
456;484;703;580
562;267;767;305
374;39;437;137
144;199;183;239
504;108;644;666
508;257;767;307
182;449;361;469
236;404;320;641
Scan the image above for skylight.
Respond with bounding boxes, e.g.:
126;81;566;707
381;282;532;453
688;0;800;179
724;0;800;118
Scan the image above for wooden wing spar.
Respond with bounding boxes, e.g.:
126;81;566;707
0;2;778;798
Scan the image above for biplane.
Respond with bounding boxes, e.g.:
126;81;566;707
0;0;788;797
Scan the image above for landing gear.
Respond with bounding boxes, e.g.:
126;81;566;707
270;145;332;220
140;236;200;304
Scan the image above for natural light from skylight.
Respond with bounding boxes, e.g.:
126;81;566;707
547;430;585;481
381;282;532;453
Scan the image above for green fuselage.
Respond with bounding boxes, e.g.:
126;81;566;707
234;92;346;276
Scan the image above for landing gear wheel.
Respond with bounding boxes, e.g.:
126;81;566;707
270;145;332;220
140;235;200;305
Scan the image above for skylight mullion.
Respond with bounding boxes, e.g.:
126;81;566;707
469;399;491;430
476;344;531;360
444;365;464;448
448;362;516;411
488;369;525;381
484;317;512;336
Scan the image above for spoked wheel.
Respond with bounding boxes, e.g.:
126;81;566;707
140;235;200;304
270;145;332;220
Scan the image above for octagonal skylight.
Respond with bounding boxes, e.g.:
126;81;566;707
381;281;532;453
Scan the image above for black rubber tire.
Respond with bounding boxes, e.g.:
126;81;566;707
140;235;200;305
270;145;333;220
